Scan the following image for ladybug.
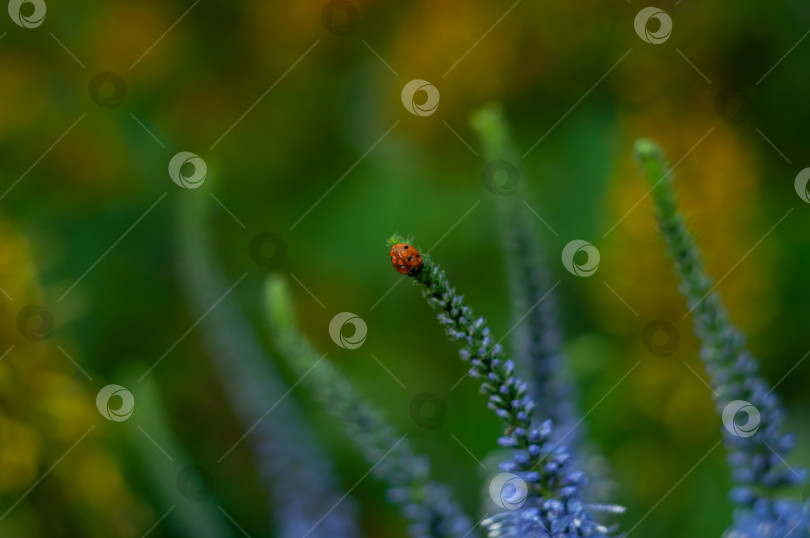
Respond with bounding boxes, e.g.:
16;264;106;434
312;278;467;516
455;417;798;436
390;243;423;276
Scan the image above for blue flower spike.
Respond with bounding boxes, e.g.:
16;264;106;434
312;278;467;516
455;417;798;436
635;139;810;538
389;236;624;537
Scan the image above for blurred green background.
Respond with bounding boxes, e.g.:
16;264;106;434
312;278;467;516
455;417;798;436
1;0;809;536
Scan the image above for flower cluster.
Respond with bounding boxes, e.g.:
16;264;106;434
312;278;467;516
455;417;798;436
635;139;809;538
485;420;624;538
393;235;622;537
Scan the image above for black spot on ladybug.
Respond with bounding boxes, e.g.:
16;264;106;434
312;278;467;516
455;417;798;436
403;245;409;249
407;256;413;261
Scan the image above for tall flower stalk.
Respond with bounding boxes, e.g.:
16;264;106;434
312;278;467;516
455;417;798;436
469;106;614;510
175;190;359;538
388;235;622;537
469;104;579;445
264;274;473;538
635;139;809;537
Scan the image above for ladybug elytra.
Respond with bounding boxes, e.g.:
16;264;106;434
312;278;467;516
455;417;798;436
390;243;423;276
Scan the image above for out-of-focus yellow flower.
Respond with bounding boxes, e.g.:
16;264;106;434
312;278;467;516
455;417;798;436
92;3;176;81
390;2;517;121
34;371;98;440
600;112;770;335
0;417;42;494
0;63;51;144
663;381;716;446
0;218;148;538
70;448;132;512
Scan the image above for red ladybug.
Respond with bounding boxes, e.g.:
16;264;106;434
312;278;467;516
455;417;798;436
390;243;423;276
